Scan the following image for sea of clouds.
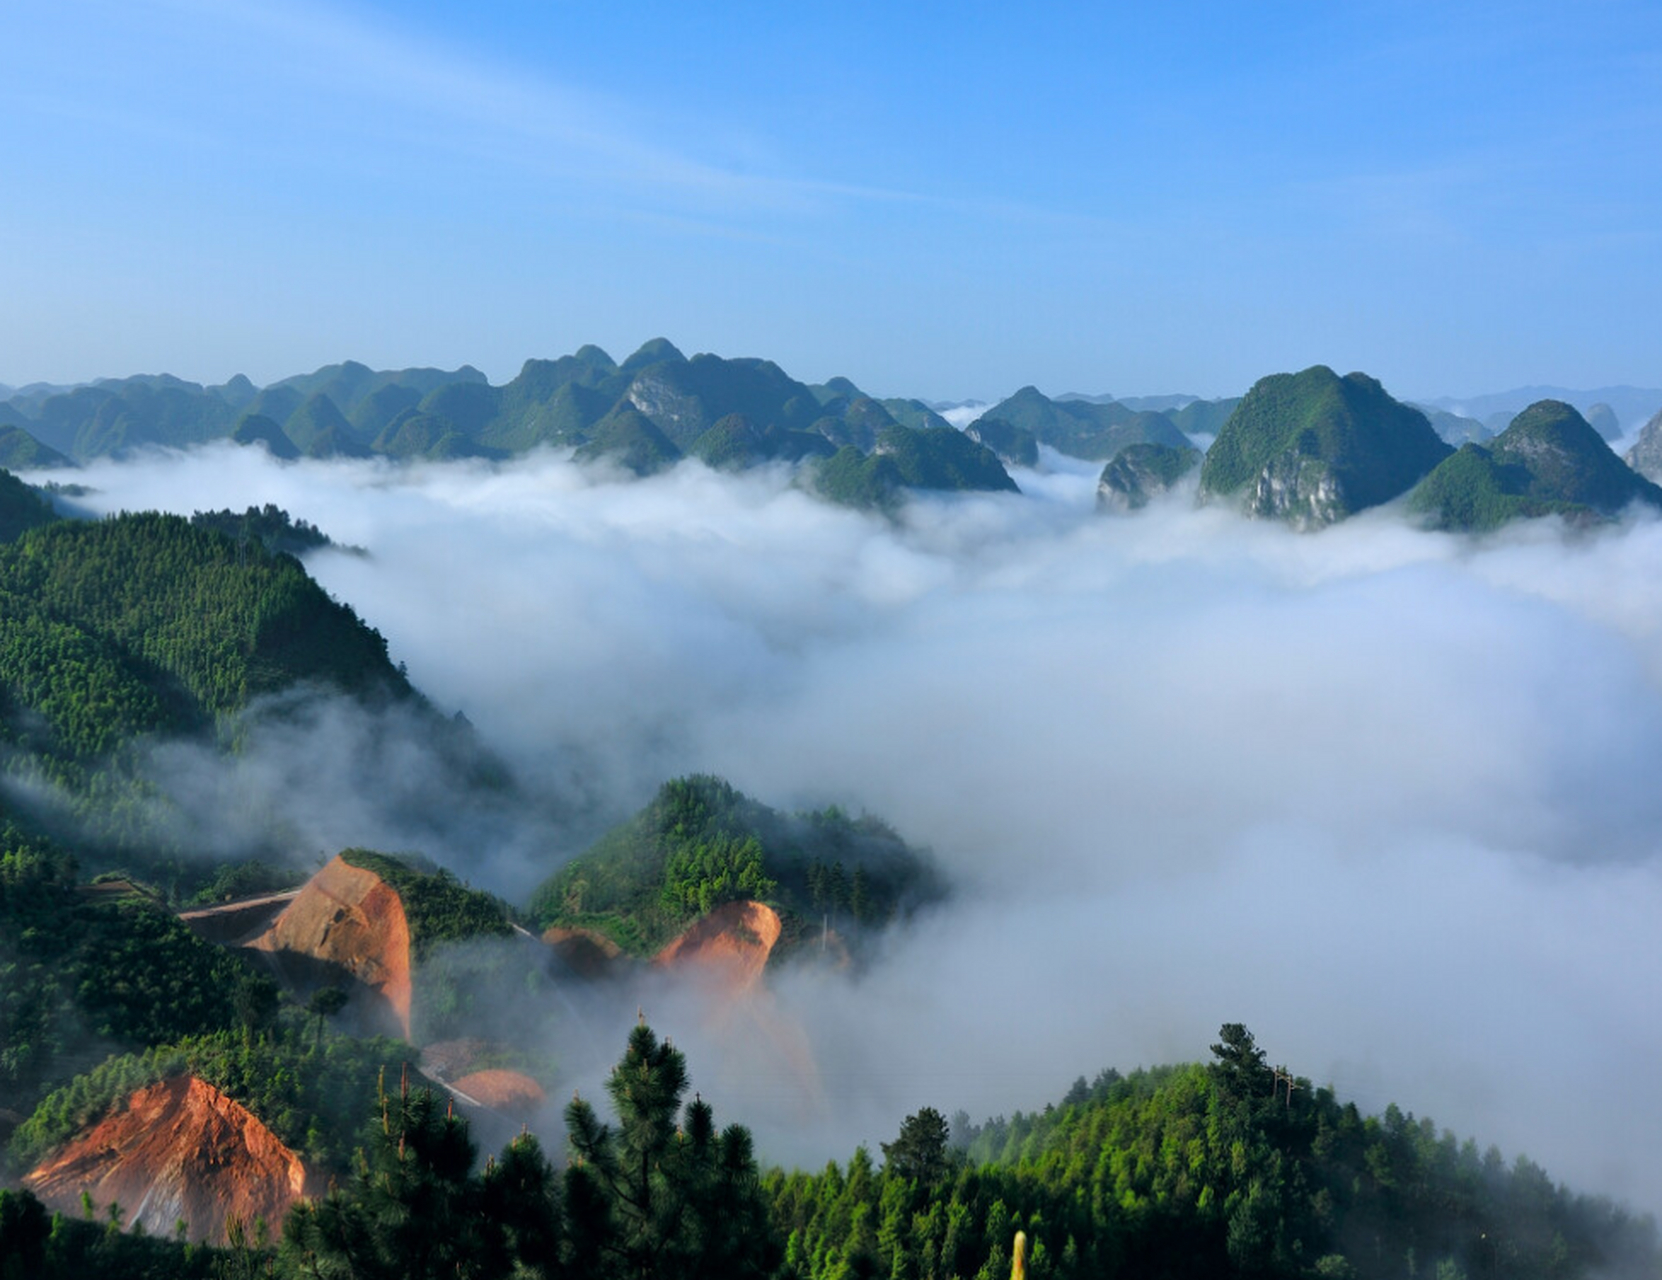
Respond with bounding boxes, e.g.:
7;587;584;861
33;442;1662;1210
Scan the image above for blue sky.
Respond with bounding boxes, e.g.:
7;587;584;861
3;0;1658;400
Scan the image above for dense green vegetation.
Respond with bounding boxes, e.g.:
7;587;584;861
0;513;410;726
0;428;72;473
0;466;58;543
1097;442;1200;511
0;509;430;856
188;505;344;558
9;1027;410;1175
7;1022;1652;1280
767;1024;1659;1280
809;427;1018;511
0;831;281;1120
3;346;1025;500
528;776;944;956
1409;401;1662;531
336;849;515;960
1200;367;1452;525
964;417;1040;469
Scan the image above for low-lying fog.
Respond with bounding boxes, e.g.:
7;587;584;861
34;443;1662;1211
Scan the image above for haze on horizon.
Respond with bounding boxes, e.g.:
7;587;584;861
3;0;1660;401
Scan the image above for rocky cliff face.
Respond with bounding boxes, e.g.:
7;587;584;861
1096;443;1199;513
1624;407;1662;483
1199;366;1451;528
652;900;782;995
249;855;412;1038
1244;451;1347;528
24;1075;314;1243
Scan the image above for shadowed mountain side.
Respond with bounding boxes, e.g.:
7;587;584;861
0;466;59;542
1097;441;1201;512
977;386;1193;461
1409;400;1662;531
0;426;72;471
1623;406;1662;484
1200;366;1452;527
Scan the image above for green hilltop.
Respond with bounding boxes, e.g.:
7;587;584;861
1409;400;1662;532
1097;440;1201;512
0;343;1021;503
1199;366;1453;527
528;774;944;957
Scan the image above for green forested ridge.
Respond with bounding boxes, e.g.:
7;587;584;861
0;513;410;724
336;848;515;960
5;1022;1650;1280
527;775;944;956
1408;401;1662;532
0;467;58;544
1199;367;1452;525
4;347;1030;499
0;832;281;1119
809;427;1019;511
1097;441;1201;512
0;427;72;472
964;417;1040;469
187;505;344;559
767;1024;1658;1280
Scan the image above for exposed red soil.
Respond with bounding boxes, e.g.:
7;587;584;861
450;1069;547;1111
541;924;626;980
249;855;413;1038
23;1075;316;1244
652;900;782;995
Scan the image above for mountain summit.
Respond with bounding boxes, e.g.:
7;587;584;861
1199;366;1452;527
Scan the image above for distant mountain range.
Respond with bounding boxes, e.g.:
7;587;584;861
1418;385;1662;436
6;348;1660;533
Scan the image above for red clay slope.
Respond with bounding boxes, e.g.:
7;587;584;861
652;900;782;994
24;1075;315;1243
450;1069;547;1112
250;854;413;1038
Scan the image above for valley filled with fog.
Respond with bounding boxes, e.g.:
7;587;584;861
36;441;1662;1211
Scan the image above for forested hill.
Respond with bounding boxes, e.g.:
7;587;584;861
769;1024;1660;1280
0;467;56;543
0;512;414;780
528;774;945;957
5;1020;1655;1279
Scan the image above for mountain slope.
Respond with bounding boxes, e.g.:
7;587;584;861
1200;366;1452;527
1409;400;1662;531
528;775;943;960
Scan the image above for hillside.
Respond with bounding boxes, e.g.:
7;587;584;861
0;466;58;543
1408;400;1662;531
1097;441;1201;512
527;775;944;960
770;1023;1660;1280
6;1020;1648;1279
23;1074;314;1242
1199;366;1453;527
809;426;1018;511
977;386;1193;461
249;850;516;1042
1623;406;1662;483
